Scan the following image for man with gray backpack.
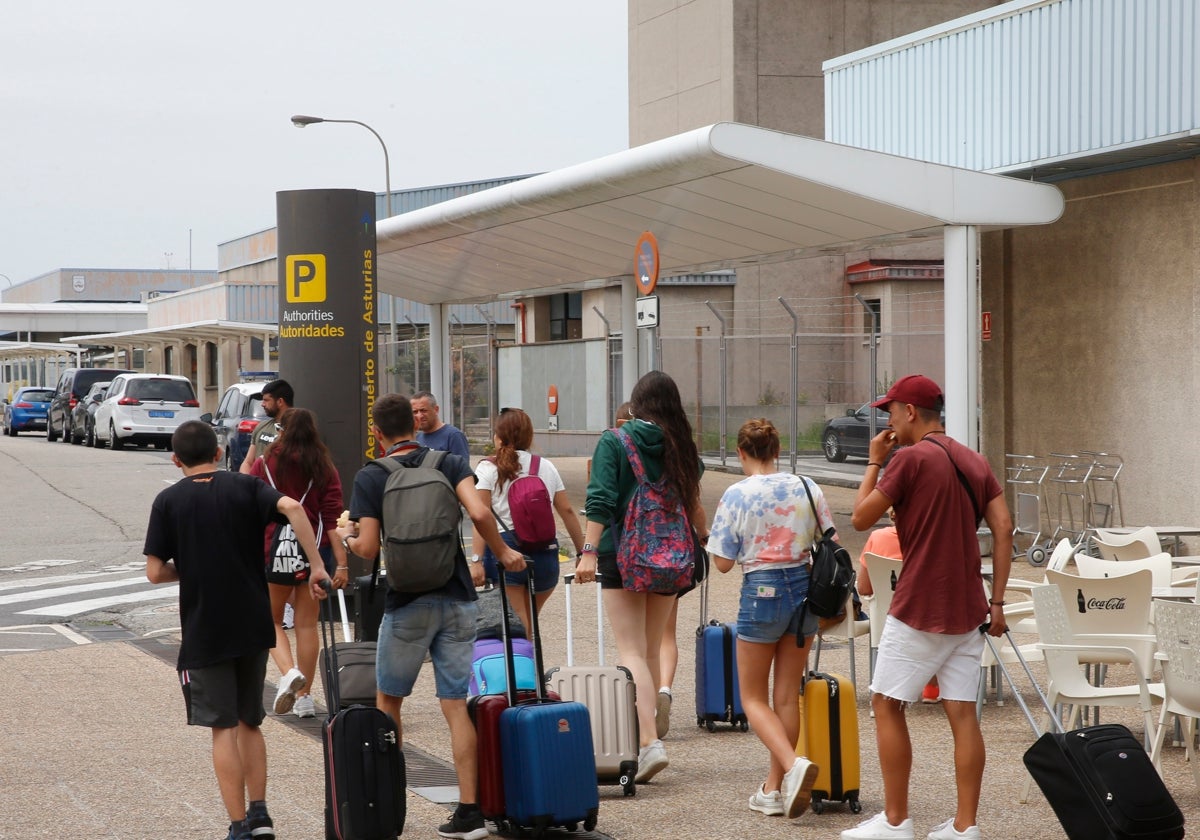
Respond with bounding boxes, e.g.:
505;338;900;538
337;393;526;840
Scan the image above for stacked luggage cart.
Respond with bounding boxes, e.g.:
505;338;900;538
1005;450;1124;566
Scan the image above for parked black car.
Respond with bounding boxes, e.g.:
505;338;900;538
71;382;109;447
47;367;134;443
821;401;890;462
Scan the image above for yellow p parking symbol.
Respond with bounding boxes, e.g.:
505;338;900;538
285;254;327;303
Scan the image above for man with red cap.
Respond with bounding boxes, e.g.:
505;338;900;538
843;375;1012;840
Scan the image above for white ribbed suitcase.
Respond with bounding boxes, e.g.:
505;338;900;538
544;574;639;796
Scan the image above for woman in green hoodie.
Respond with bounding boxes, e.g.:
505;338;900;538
578;371;705;785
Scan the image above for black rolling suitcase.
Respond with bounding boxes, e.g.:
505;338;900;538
1025;725;1184;840
981;625;1184;840
320;585;405;840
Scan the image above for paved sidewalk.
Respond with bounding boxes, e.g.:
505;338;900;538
5;459;1198;838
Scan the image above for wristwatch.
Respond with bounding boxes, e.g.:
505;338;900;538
581;543;597;555
469;554;481;565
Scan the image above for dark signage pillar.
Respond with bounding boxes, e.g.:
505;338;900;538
276;189;380;507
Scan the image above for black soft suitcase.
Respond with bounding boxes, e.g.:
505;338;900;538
354;571;387;643
1024;725;1184;840
320;585;405;840
981;626;1184;840
320;588;377;709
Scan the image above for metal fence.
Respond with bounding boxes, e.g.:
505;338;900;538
378;288;946;460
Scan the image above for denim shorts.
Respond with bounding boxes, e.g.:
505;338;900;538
736;565;817;644
482;531;561;594
377;595;478;700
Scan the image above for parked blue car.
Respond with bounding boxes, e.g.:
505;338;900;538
4;387;54;436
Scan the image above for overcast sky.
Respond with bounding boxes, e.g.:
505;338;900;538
0;2;628;286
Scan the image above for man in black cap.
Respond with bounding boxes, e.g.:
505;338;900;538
843;375;1012;840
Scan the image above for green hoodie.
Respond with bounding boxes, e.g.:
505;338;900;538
584;419;703;556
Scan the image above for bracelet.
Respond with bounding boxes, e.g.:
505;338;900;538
989;599;1005;606
867;462;883;468
336;566;349;571
580;548;598;556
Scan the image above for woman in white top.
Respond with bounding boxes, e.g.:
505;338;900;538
708;418;831;820
472;407;585;633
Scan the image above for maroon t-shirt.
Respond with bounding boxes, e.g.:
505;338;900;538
875;436;1001;634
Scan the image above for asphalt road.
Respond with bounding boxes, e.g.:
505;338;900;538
0;430;872;655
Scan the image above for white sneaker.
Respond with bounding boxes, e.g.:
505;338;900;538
748;785;784;816
293;693;316;719
635;739;668;783
282;602;295;630
273;667;305;715
842;811;915;840
927;819;981;840
655;688;673;739
780;756;819;818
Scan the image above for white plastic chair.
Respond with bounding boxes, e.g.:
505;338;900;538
862;552;904;681
1150;600;1200;791
1074;552;1199;590
812;592;870;688
1023;585;1165;801
1090;526;1160;561
1007;538;1076;595
1044;568;1157;675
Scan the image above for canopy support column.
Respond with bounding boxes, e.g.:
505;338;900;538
943;224;979;450
621;276;637;401
428;304;449;423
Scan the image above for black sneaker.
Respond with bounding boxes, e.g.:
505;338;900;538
437;804;488;840
245;804;275;839
224;820;252;840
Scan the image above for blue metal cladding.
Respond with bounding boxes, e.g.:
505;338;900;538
823;0;1200;173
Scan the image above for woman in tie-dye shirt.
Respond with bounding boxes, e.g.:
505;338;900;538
708;418;836;821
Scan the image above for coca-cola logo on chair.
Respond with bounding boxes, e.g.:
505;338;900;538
1077;588;1126;612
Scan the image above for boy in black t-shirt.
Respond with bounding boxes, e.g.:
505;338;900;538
145;421;330;840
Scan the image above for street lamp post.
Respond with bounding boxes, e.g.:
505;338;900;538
291;114;398;385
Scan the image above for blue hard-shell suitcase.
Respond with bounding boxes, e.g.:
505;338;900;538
694;575;749;731
695;620;748;731
500;698;600;834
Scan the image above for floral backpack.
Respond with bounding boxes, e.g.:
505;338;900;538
613;428;694;594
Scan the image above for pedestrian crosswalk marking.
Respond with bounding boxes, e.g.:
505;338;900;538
0;575;155;606
18;585;180;618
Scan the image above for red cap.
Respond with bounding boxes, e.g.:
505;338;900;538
870;375;944;412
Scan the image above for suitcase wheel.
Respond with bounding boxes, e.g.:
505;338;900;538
705;719;716;732
811;797;825;815
619;762;637;796
850;796;863;814
584;813;598;832
738;719;749;732
696;716;704;728
565;823;578;833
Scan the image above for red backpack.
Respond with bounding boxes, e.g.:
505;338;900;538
497;454;557;552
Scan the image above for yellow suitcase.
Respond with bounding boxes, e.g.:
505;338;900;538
798;670;861;814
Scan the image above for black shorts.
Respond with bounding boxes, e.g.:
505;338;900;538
597;551;698;598
181;650;269;728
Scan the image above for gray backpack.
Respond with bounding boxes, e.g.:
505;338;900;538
375;449;462;593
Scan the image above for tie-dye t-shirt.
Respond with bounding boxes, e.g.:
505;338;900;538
708;473;834;573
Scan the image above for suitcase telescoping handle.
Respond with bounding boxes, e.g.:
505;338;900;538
318;579;341;712
978;622;1063;737
488;511;541;706
562;573;606;667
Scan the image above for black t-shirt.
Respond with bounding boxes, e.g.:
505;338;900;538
143;470;284;670
348;445;477;611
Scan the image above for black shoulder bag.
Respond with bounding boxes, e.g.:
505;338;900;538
800;477;857;620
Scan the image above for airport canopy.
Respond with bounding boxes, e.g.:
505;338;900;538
0;340;84;363
62;320;277;350
376;121;1066;305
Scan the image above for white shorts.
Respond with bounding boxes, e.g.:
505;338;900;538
869;614;984;703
